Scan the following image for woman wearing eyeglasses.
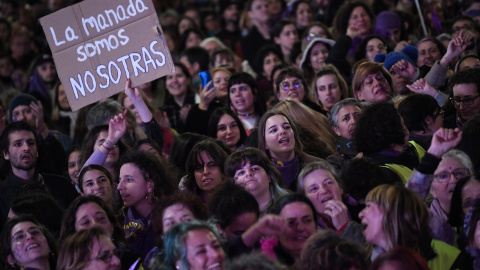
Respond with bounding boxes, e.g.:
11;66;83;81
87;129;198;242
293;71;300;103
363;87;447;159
273;66;325;115
446;68;480;129
1;215;57;270
406;127;471;245
57;227;121;270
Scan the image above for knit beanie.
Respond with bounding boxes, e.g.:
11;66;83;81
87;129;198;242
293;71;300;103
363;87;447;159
375;45;418;71
374;11;401;37
9;93;38;122
219;0;242;16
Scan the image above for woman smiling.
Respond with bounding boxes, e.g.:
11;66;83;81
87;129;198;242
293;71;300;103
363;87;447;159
1;216;57;270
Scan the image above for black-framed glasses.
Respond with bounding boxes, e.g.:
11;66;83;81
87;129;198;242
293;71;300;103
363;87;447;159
89;249;124;263
450;95;480;106
431;109;445;119
434;168;470;183
280;80;302;91
452;24;473;34
11;227;44;243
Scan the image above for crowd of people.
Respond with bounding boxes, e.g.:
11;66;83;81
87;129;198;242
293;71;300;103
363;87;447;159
2;0;480;269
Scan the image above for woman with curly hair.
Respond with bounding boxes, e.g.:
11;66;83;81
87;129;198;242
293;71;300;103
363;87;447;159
354;102;422;183
332;1;375;57
117;152;176;259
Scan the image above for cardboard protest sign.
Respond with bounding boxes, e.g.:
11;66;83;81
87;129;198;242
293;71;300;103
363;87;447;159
39;0;174;111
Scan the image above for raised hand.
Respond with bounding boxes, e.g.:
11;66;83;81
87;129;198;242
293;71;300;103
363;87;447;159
107;109;128;144
30;101;48;138
241;214;287;247
441;31;468;66
346;25;362;40
124;78;152;122
427;128;462;158
198;80;217;111
390;59;416;80
125;78;143;104
407;78;439;97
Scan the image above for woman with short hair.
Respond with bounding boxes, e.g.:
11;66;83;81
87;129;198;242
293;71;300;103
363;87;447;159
225;147;289;212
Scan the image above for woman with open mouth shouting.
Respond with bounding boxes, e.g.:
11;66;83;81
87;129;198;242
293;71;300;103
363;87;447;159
227;72;266;135
359;185;471;269
258;112;322;192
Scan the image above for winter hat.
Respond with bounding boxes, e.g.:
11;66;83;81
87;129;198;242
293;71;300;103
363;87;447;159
32;54;54;69
375;45;418;71
299;37;335;71
374;11;401;37
219;0;242;16
9;93;38;122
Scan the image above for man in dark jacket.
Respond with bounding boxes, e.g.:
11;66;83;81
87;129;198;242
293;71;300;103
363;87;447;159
0;121;78;226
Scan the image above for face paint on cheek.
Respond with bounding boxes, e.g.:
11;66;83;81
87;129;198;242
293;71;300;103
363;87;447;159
12;244;23;261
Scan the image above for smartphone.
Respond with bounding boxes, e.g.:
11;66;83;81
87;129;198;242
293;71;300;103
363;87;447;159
198;70;213;91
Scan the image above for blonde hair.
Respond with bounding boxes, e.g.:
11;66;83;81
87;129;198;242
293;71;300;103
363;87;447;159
365;185;433;257
271;99;335;158
211;67;232;78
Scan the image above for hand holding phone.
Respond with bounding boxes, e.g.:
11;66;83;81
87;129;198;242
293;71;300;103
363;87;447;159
198;70;214;91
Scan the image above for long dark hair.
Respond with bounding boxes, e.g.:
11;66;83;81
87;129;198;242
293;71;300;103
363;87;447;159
207;107;247;148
